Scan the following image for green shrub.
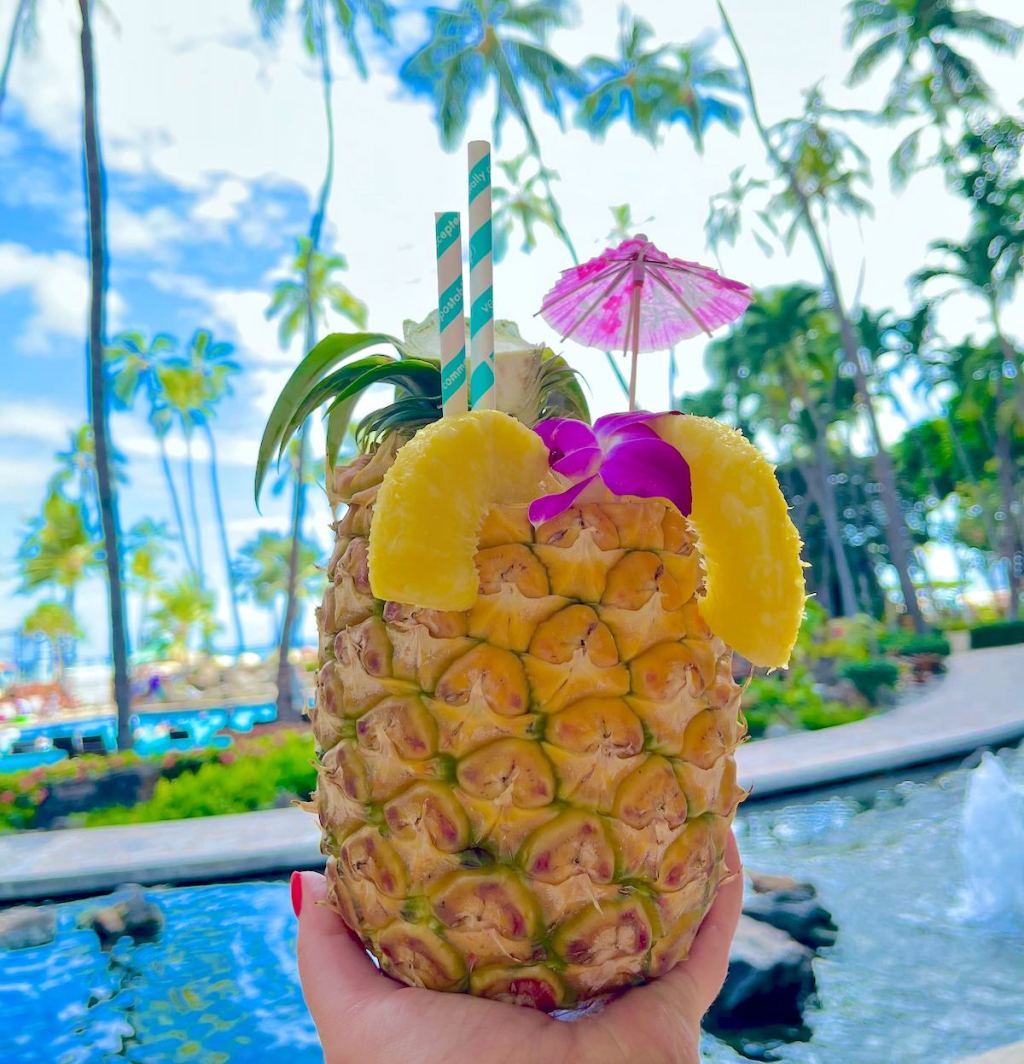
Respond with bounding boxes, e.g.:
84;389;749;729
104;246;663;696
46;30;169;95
840;659;900;703
83;729;316;826
884;633;951;658
970;620;1024;649
0;728;316;832
795;701;868;730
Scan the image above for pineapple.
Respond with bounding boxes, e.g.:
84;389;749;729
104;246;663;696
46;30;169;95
258;319;804;1011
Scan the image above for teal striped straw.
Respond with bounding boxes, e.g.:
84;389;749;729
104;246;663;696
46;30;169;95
434;211;468;416
467;140;496;409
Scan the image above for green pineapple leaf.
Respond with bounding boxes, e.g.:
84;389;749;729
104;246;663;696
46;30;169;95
256;331;404;504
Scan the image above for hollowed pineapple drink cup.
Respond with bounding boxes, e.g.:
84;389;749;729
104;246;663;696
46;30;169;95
259;324;805;1011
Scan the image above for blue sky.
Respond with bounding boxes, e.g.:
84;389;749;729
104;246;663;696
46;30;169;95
1;0;1021;660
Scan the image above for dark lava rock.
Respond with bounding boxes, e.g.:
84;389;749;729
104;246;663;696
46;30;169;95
706;916;816;1030
35;767;158;828
743;890;838;950
78;885;164;949
0;906;57;950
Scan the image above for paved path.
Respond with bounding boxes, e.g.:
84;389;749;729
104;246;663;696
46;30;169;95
2;646;1021;904
736;645;1024;797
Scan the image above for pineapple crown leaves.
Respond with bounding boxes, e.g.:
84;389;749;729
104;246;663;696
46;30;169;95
255;320;591;506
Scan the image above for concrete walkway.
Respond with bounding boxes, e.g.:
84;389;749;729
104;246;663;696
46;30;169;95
2;646;1021;904
737;645;1024;797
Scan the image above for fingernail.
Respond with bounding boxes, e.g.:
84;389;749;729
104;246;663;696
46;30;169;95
290;871;303;918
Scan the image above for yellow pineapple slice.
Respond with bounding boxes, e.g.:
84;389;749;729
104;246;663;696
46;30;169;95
653;413;806;668
368;410;550;611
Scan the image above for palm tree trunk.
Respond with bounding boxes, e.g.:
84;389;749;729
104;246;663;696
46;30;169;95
156;427;196;574
0;0;29;121
276;14;335;723
78;0;132;749
204;422;245;654
809;433;858;616
183;433;205;584
718;0;926;632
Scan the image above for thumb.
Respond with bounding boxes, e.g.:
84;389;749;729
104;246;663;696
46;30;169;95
292;870;399;1031
655;831;744;1022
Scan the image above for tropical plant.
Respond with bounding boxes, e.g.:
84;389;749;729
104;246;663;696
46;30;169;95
147;577;218;661
0;0;35;123
18;488;101;611
844;0;1022;186
106;330;195;573
576;10;742;150
22;602;81;682
234;530;319;641
714;0;926;630
267;238;368;347
491;152;559;260
400;0;582;257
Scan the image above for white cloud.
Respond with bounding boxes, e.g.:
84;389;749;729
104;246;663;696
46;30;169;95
113;419;264;467
0;454;59;492
192;177;250;223
0;243;127;352
0;400;78;444
107;203;189;255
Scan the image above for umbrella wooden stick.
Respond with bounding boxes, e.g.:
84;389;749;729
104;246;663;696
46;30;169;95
557;263;632;342
627;280;642;411
648;268;713;338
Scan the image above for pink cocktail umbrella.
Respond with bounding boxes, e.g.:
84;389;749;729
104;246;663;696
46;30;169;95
538;235;753;409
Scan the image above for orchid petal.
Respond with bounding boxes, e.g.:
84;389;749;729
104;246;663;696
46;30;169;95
528;475;598;525
599;438;692;515
534;418;597;455
552;445;602;477
593;410;659;440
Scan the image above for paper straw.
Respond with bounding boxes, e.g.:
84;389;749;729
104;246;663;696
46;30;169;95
467;140;496;409
434;211;468;417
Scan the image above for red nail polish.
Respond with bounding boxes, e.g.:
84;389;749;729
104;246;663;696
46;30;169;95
290;871;303;918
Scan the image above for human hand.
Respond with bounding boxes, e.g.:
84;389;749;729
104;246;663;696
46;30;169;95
291;833;742;1064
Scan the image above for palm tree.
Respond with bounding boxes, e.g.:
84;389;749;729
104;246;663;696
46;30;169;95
49;424;127;536
234;530;319;643
22;602;81;684
124;519;171;651
254;0;391;718
491;152;560;260
576;11;742;151
106;330;196;573
18;487;102;612
157;360;210;587
78;0;132;745
148;576;218;662
265;237;367;717
914;228;1023;597
845;0;1021;185
715;1;927;630
708;286;861;617
0;0;35;123
181;329;245;654
400;0;583;258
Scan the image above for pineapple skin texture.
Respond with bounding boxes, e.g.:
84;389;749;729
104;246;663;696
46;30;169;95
312;442;747;1011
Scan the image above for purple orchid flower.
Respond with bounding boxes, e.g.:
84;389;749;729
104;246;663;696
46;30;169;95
528;411;692;525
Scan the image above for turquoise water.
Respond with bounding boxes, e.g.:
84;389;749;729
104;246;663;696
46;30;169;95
0;703;276;772
1;744;1022;1063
